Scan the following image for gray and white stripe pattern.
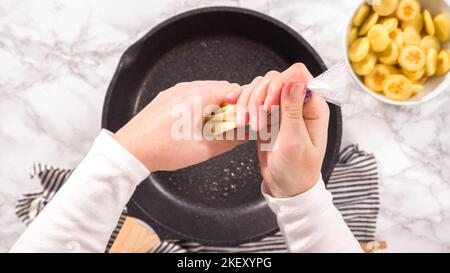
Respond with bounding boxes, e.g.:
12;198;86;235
327;145;379;243
15;163;123;252
15;145;379;253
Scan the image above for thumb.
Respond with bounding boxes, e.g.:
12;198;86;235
279;82;309;138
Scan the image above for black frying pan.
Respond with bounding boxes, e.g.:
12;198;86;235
102;7;342;246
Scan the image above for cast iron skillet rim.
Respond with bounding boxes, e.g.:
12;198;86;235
128;197;280;246
103;6;327;127
101;6;342;246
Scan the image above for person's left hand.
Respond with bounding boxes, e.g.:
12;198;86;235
225;63;330;197
113;81;246;171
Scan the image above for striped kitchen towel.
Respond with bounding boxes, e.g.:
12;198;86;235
15;145;381;253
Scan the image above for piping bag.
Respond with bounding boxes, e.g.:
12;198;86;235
305;61;351;106
206;62;351;135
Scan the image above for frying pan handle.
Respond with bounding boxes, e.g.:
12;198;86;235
120;44;143;70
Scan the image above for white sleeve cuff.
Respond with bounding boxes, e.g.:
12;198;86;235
261;177;362;252
92;129;150;185
261;176;332;215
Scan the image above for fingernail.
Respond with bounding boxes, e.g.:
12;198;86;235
236;107;246;127
250;113;257;131
290;83;306;97
263;94;272;112
225;90;237;100
250;121;257;131
304;88;312;103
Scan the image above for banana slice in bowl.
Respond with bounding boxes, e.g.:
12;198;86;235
423;10;436;36
373;0;399;16
368;24;391;52
426;48;438;76
390;28;404;49
403;68;426;83
349;37;370;62
378;41;399;65
345;0;450;106
383;74;413;101
364;64;393;92
359;12;379;36
401;12;423;32
353;4;371;27
396;0;421;21
434;13;450;42
353;52;377;76
420;35;441;54
403;26;421;46
380;17;399;33
399;45;426;72
436;50;450;75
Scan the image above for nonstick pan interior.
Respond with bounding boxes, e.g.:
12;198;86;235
102;7;342;246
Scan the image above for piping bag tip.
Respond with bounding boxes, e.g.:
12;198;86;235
304;88;312;103
306;61;351;106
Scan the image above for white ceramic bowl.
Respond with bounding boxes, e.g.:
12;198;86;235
344;0;450;106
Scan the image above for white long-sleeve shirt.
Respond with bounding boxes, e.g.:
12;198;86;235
10;130;362;253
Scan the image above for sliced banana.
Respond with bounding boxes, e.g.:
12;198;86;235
349;37;370;62
353;53;377;76
359;12;379;36
434;13;450;42
380;17;399;33
348;0;450;102
378;41;399;65
396;0;421;21
206;110;237;123
436;50;450;76
411;83;424;94
204;104;237;123
383;74;413;101
399;45;426;71
368;24;391;52
220;104;236;114
389;28;404;49
210;121;238;136
364;64;392;92
204;103;238;136
423;10;436;36
420;35;441;55
348;28;358;46
401;12;423;32
373;0;399;16
403;26;421;46
419;76;429;84
387;65;399;74
353;4;371;27
402;68;425;82
426;48;438;77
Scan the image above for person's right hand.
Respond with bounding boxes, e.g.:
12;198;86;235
114;81;245;172
227;63;330;198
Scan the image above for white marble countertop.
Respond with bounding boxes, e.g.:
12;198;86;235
1;0;449;252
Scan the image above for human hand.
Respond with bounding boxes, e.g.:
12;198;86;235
113;81;246;171
227;63;330;198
